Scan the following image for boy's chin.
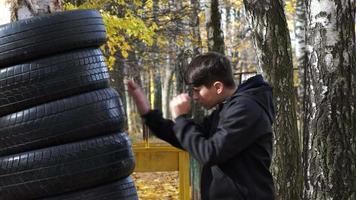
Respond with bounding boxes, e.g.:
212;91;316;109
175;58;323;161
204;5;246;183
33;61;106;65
202;104;216;110
197;101;218;110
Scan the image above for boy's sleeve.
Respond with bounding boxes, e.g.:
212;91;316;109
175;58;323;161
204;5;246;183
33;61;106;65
141;110;183;149
172;99;264;165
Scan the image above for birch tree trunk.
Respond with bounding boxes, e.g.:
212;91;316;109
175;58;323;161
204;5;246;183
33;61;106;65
224;0;232;57
7;0;61;21
294;1;313;199
123;51;141;134
162;56;173;118
0;0;11;25
243;0;303;199
305;0;356;199
295;0;308;117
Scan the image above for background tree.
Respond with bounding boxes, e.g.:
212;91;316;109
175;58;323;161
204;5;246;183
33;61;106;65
206;0;225;53
243;0;303;199
191;0;225;198
304;0;355;199
293;1;310;199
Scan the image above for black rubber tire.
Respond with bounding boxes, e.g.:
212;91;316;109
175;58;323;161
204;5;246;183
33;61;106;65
41;176;138;200
0;48;109;116
0;9;106;68
0;132;135;200
0;88;126;156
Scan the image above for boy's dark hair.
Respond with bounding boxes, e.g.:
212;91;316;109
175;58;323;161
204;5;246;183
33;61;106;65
185;52;235;88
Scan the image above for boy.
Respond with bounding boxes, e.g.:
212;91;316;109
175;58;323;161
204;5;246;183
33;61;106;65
127;52;275;199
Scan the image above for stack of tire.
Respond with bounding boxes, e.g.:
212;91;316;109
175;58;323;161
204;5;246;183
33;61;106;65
0;10;138;200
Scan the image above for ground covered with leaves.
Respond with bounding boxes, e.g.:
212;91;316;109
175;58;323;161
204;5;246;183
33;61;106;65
132;172;179;200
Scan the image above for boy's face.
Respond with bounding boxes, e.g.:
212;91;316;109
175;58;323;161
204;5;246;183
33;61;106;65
191;84;220;109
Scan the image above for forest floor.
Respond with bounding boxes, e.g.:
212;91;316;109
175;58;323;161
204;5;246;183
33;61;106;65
132;172;179;200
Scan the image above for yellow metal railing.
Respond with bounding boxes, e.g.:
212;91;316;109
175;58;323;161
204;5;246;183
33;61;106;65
132;124;191;200
133;144;191;200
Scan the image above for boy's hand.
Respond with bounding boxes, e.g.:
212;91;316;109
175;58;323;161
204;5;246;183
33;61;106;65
127;80;150;115
170;93;191;119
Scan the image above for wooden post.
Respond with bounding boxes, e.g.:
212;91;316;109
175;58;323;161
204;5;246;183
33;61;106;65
179;151;191;200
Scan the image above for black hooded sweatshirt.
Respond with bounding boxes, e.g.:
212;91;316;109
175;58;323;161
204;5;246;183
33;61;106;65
142;75;276;200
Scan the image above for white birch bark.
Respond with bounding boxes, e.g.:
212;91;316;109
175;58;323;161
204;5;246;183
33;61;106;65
123;77;134;134
305;0;355;199
6;0;61;21
294;1;313;199
0;0;11;25
162;54;173;118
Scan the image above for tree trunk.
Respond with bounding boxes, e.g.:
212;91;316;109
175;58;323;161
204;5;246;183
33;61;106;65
0;1;11;25
160;0;176;118
294;0;312;199
7;0;61;21
295;0;308;120
122;51;140;134
152;0;162;115
162;53;173;118
189;0;205;122
206;0;225;54
189;1;204;199
224;0;232;57
305;0;356;199
190;0;202;56
243;0;303;199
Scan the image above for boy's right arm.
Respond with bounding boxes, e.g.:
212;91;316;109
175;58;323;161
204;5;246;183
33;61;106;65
142;110;183;149
127;80;150;115
127;80;183;149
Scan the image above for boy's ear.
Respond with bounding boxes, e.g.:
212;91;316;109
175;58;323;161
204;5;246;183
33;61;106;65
213;81;224;94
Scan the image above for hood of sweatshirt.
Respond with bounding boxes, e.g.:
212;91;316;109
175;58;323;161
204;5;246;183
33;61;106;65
231;74;276;124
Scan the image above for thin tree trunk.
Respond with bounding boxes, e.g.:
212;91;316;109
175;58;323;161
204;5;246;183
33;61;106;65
161;0;177;118
153;68;162;111
206;0;225;54
295;0;308;122
305;0;356;199
123;51;141;134
224;0;232;57
190;0;202;56
152;0;162;115
162;54;173;118
176;50;187;94
189;1;204;199
243;0;303;199
294;0;312;199
189;0;204;121
123;71;133;133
